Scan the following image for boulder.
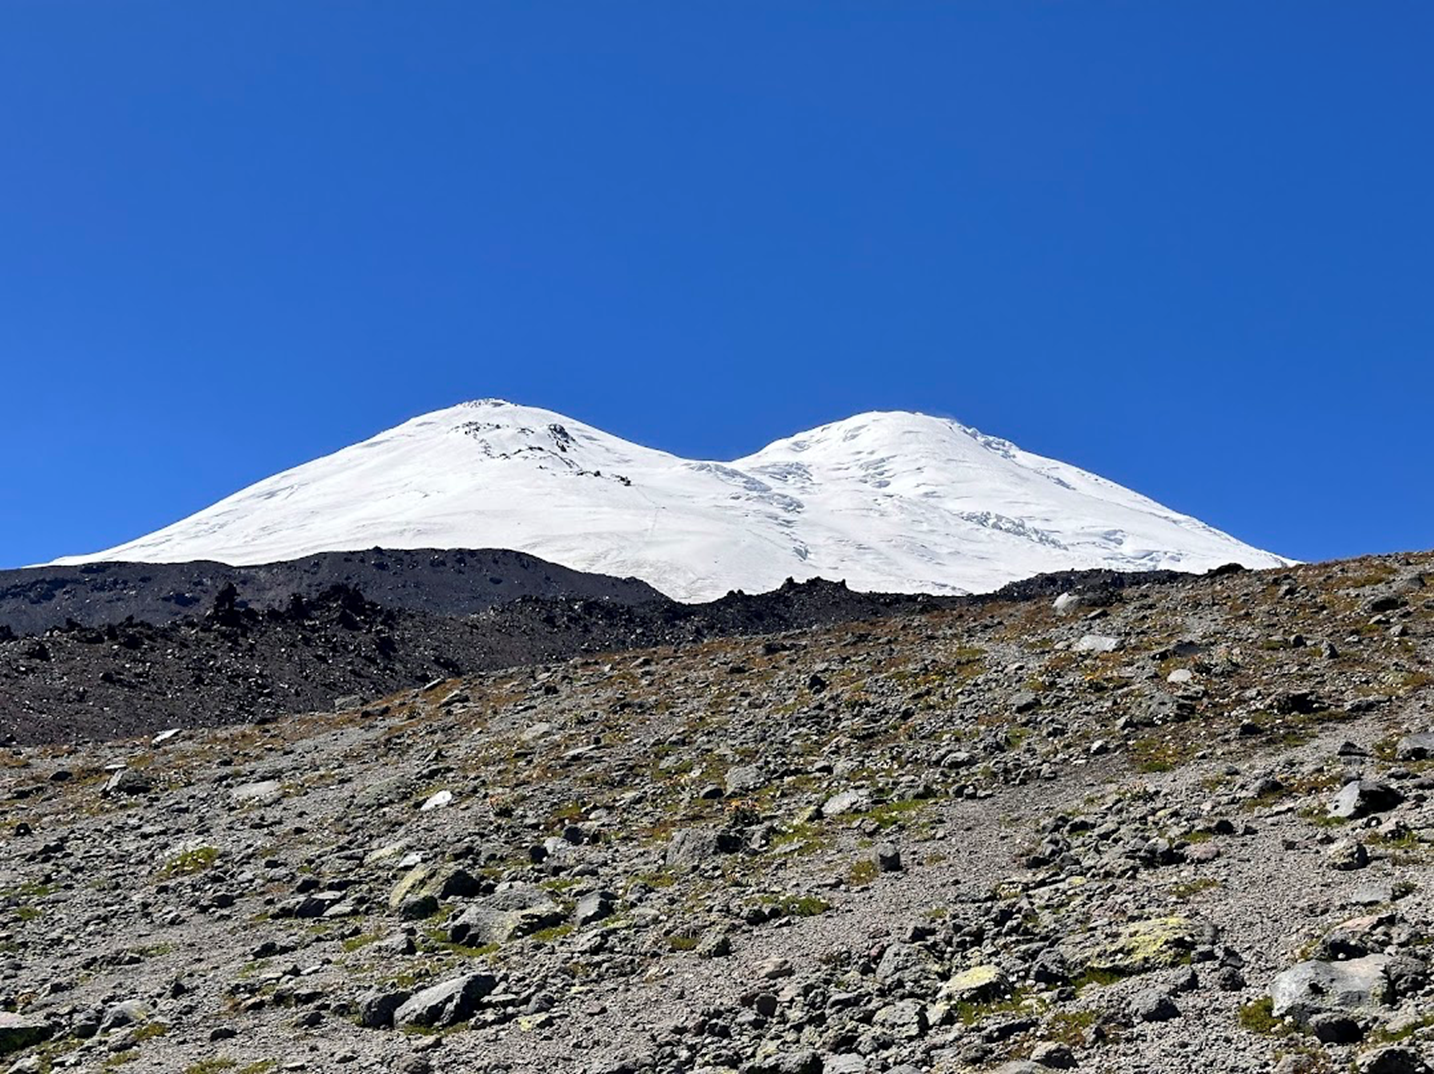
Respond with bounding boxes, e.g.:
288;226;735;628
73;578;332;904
357;989;410;1028
447;885;564;946
820;789;871;817
229;780;284;807
1080;916;1205;976
1073;634;1121;654
102;769;151;797
1395;732;1434;762
940;964;1010;1004
388;863;481;913
573;890;616;927
725;765;764;795
0;1013;52;1055
1328;781;1404;820
665;828;740;868
393;973;497;1029
1270;955;1392;1023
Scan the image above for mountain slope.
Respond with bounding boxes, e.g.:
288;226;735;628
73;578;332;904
54;400;1286;600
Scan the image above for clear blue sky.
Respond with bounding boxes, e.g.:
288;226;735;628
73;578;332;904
2;2;1430;569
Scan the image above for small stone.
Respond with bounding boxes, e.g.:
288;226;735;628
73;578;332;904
821;789;871;817
752;956;793;980
873;843;902;872
1129;989;1180;1022
1308;1012;1363;1043
941;964;1009;1004
1395;732;1434;762
1327;838;1370;870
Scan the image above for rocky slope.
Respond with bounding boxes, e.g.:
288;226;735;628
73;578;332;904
0;551;1431;1074
0;549;662;636
0;561;1181;746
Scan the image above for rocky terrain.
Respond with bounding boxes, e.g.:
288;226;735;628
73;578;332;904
0;549;663;636
1;551;1432;1074
0;554;1175;746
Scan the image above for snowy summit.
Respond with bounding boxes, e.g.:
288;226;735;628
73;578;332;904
57;400;1287;601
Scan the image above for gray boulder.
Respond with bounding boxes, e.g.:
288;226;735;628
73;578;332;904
1356;1047;1430;1074
357;989;410;1029
1270;955;1392;1023
1329;781;1404;820
0;1012;52;1055
665;828;739;868
448;885;564;946
393;973;497;1029
1395;731;1434;761
1073;634;1121;653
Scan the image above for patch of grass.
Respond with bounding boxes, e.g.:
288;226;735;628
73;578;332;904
865;798;934;829
341;932;380;952
1342;566;1397;588
1073;966;1129;991
14;905;41;922
847;858;879;887
1169;877;1220;900
769;822;829;856
667;934;699;952
1238;996;1292;1036
158;846;219;878
1371;1013;1434;1043
418;927;497;959
185;1060;238;1074
1042;1008;1098;1046
1296;806;1348;828
1129;734;1199;774
953;990;1033;1026
759;893;830;918
529;923;572;944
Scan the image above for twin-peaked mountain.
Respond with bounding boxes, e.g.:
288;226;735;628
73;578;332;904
56;400;1285;601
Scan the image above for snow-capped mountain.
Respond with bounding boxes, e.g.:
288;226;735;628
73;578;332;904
56;400;1287;601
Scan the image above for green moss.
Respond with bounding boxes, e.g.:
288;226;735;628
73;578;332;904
865;798;934;829
1371;1013;1434;1043
1042;1008;1098;1046
529;923;572;944
759;893;830;917
1169;877;1220;900
847;858;879;887
1237;996;1291;1036
1129;734;1202;773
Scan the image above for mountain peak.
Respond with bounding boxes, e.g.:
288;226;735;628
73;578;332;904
54;402;1286;600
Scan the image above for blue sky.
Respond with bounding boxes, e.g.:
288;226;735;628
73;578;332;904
2;2;1430;569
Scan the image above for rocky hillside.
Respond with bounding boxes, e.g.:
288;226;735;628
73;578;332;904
0;561;1176;746
0;551;1431;1074
0;548;663;636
